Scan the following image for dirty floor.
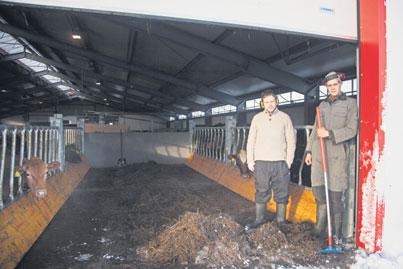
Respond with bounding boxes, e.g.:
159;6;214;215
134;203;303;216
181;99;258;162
17;163;356;269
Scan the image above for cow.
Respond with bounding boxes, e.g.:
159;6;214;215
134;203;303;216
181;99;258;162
228;149;251;179
65;144;82;163
15;157;60;198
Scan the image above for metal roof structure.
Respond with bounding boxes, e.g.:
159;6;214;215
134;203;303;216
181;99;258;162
0;3;357;119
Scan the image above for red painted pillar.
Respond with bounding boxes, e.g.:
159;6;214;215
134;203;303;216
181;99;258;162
356;0;386;252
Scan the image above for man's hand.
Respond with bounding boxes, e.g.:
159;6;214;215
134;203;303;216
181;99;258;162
248;162;255;172
305;153;312;166
317;127;329;138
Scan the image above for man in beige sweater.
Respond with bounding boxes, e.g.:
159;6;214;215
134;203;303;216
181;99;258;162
245;90;296;232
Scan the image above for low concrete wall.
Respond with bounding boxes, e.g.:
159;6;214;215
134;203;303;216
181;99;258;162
85;132;190;167
0;157;91;269
186;154;316;224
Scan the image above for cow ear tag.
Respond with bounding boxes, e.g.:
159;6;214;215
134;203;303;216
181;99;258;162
15;171;21;177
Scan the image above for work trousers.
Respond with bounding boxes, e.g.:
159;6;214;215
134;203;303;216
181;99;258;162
254;160;290;204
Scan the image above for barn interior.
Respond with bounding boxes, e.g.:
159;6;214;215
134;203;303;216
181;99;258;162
0;2;358;268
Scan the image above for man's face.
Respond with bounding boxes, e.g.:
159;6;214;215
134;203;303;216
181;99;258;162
263;95;277;113
326;78;342;97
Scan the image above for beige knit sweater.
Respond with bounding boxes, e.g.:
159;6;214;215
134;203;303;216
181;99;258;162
246;109;296;168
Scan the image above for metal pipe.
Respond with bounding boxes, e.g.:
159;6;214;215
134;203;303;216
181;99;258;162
48;129;54;176
49;129;54;163
236;128;241;153
204;128;208;157
211;129;215;159
56;129;59;162
241;128;247;150
197;129;202;155
44;129;48;163
201;129;205;156
33;128;38;157
0;128;8;210
207;129;212;158
203;128;207;157
200;129;203;156
55;130;59;164
213;129;218;160
39;129;43;159
206;128;209;157
194;129;198;154
53;129;57;162
229;127;235;156
18;129;25;195
222;128;226;161
193;128;197;154
80;125;85;154
9;128;17;201
27;128;32;160
76;129;78;147
218;128;223;161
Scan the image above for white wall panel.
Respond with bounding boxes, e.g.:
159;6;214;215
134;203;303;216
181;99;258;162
7;0;357;41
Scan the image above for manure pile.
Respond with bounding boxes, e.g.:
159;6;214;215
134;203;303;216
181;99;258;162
137;212;322;268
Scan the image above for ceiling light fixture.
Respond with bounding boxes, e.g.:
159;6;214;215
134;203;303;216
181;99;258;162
1;89;6;93
71;33;82;40
96;81;101;86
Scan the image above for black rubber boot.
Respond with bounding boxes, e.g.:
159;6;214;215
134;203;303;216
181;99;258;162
311;204;327;238
275;203;287;225
244;203;266;232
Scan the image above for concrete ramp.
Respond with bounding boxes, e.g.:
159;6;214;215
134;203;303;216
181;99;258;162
0;157;90;269
186;154;316;223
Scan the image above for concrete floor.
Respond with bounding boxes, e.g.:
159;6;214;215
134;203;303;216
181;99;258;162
16;163;255;269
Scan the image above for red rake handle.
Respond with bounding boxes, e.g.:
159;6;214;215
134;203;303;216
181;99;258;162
316;107;328;173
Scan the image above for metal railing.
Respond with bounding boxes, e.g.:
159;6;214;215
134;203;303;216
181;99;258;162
64;127;84;153
231;127;250;154
191;125;314;187
0;125;60;210
192;127;225;161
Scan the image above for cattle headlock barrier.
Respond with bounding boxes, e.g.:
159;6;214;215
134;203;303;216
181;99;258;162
0;114;90;269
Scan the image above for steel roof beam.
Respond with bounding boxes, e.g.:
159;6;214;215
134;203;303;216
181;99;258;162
126;20;313;94
1;51;210;112
21;53;205;112
0;22;240;106
45;70;163;107
46;71;190;114
0;52;26;62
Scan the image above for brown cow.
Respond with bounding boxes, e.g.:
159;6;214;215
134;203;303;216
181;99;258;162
15;157;60;198
228;149;251;179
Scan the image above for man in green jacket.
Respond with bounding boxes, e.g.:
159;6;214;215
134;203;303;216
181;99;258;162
305;71;358;244
245;90;296;232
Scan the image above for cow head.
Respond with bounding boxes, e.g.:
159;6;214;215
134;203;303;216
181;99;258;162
228;149;250;179
15;157;60;198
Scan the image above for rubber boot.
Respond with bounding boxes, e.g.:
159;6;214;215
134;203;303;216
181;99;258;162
311;204;327;238
332;213;343;247
244;203;266;232
275;203;287;225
